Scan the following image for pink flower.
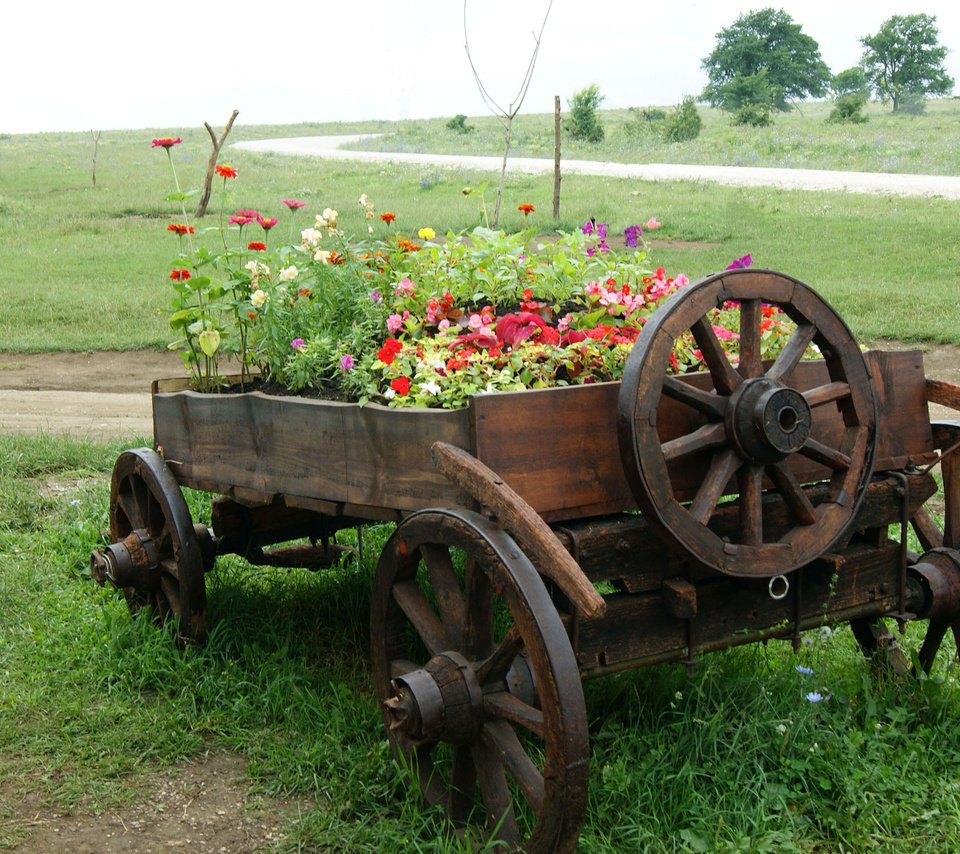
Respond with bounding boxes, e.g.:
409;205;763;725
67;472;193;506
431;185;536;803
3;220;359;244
340;354;354;371
290;338;306;351
283;198;307;210
395;277;415;297
257;216;278;231
645;217;662;230
496;312;550;348
387;311;410;334
230;215;253;226
726;253;753;270
152;137;182;148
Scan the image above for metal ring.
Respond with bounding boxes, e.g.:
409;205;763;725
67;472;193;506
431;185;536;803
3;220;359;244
768;574;790;600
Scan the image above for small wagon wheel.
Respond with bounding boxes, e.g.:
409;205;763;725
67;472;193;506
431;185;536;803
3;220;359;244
618;269;877;578
370;508;589;853
101;448;207;643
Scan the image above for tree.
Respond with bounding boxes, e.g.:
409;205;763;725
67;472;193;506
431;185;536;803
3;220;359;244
828;68;869;124
661;96;702;142
565;84;605;142
701;8;830;114
860;14;954;113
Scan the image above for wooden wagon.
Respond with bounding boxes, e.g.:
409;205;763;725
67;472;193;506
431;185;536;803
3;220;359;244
90;270;960;852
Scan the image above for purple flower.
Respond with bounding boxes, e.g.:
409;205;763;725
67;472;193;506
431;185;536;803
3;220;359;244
290;338;306;351
806;692;825;703
369;289;382;303
624;224;643;249
596;222;608;240
597;240;610;254
581;219;595;236
726;253;753;270
795;665;814;675
340;354;354;372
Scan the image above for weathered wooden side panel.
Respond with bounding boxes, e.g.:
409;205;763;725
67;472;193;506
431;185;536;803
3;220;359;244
152;350;935;519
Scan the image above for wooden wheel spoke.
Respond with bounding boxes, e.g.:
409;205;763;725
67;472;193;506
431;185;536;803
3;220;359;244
662;375;729;418
767;461;818;525
422;544;467;647
912;507;944;551
392;579;449;655
803;381;850;408
662;422;727;462
798;437;851;471
483;691;545;738
475;624;523;686
448;745;478;825
689;447;742;526
738;465;764;546
767;322;816;382
691;317;742;395
481;720;546;817
472;742;521;844
738;298;763;378
114;488;142;529
463;558;493;660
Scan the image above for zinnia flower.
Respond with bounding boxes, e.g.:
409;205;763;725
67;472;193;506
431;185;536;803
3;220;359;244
257;216;278;231
418;227;436;240
380;212;396;224
235;209;260;219
215;164;238;179
169;269;191;281
166;223;194;236
247;241;267;251
230;215;253;226
391;376;411;396
518;203;535;216
152;137;182;148
283;198;306;210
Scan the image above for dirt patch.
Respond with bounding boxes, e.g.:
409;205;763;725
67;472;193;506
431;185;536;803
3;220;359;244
0;350;183;394
8;752;308;853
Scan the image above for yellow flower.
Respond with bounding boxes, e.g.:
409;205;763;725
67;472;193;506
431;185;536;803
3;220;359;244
418;227;436;240
251;289;268;307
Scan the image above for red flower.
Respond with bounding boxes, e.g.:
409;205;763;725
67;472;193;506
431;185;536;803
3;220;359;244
152;137;182;148
247;311;257;319
166;223;194;235
169;269;191;281
247;241;267;251
380;212;397;224
377;338;403;365
257;216;278;231
496;312;549;348
235;209;260;219
391;376;411;396
283;198;306;210
518;203;535;215
561;329;587;345
215;164;238;179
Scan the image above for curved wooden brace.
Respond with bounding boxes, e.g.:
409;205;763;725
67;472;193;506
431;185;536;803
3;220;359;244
927;380;960;412
431;442;606;620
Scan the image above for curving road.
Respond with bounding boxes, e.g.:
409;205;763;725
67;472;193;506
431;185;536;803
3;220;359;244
233;134;960;200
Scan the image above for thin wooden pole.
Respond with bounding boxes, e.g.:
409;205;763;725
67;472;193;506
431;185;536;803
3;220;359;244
553;96;561;221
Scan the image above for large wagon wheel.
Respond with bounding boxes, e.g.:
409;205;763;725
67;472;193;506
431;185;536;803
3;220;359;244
618;269;877;578
91;448;208;642
370;508;589;853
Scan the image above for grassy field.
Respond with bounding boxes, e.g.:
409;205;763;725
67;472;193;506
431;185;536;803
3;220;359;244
0;102;958;352
3;434;960;852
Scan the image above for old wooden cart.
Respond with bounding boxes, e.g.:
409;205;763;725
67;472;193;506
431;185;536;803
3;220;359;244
90;270;960;851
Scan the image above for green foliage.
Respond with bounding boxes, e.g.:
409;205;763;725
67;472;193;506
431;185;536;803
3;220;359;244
565;84;606;143
860;14;955;112
734;101;773;127
828;92;870;124
701;7;831;112
832;67;869;98
445;114;474;134
661;96;703;143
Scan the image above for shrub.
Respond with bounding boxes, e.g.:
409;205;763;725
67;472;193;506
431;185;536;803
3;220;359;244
565;84;605;143
662;96;703;142
624;107;665;138
899;90;927;115
733;102;772;127
827;91;869;124
445;114;474;134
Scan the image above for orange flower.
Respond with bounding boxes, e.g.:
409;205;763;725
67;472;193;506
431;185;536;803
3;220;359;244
380;212;396;224
169;269;191;281
215;164;238;179
247;241;266;251
166;223;194;236
396;239;421;253
518;203;535;215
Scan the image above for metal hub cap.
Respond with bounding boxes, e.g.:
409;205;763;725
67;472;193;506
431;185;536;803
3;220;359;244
728;378;813;464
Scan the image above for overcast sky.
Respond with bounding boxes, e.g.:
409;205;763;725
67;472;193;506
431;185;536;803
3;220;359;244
5;0;959;134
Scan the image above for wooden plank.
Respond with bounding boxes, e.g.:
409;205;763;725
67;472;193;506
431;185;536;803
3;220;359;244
154;390;469;514
927;379;960;412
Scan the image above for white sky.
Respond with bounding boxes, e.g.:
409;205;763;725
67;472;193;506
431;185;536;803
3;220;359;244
5;0;959;134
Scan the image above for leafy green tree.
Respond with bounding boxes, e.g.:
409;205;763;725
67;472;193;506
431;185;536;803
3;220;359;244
832;67;869;98
701;8;831;114
662;96;703;142
565;84;605;143
828;67;869;124
860;14;954;112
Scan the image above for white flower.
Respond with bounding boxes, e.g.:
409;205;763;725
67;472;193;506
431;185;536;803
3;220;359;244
244;260;259;274
421;379;441;396
321;208;339;227
358;193;368;207
776;723;787;735
314;249;332;264
300;227;322;249
384;388;396;399
251;289;268;308
278;265;299;282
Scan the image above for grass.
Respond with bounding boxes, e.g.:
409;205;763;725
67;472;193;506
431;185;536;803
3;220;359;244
0;104;958;352
2;433;960;850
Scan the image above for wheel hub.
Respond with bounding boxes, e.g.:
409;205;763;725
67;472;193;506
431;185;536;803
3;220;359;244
728;378;812;464
89;528;160;591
